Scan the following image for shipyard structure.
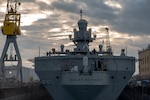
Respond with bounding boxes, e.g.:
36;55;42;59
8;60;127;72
0;0;52;100
139;44;150;80
118;44;150;100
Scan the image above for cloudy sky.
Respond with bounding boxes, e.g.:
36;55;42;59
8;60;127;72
0;0;150;74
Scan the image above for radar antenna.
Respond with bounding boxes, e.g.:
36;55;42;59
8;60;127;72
0;0;22;82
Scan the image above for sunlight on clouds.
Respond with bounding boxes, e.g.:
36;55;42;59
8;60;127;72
55;36;68;40
42;33;49;38
92;31;135;47
110;31;129;39
21;14;46;26
41;10;53;16
110;32;142;42
104;1;122;9
42;33;49;39
51;32;71;36
64;0;73;2
62;20;67;23
48;28;61;32
128;35;141;40
148;36;150;38
36;0;52;5
62;24;71;30
64;42;74;47
20;2;48;26
0;3;6;13
21;2;40;13
89;26;109;33
90;26;100;33
111;32;125;38
49;32;73;40
52;43;56;45
107;32;146;51
21;29;27;35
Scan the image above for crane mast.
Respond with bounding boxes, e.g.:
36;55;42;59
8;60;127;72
0;0;22;82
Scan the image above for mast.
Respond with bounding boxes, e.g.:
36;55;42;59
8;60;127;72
80;9;83;19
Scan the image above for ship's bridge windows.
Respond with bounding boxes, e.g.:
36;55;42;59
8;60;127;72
95;60;107;71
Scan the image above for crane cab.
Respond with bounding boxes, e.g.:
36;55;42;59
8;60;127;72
1;0;21;35
1;13;21;35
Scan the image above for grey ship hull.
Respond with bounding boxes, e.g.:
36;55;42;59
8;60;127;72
35;56;135;100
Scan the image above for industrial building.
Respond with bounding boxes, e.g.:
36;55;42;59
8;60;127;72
5;66;39;83
139;44;150;80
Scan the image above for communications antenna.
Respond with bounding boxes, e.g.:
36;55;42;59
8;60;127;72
105;28;112;52
0;0;22;82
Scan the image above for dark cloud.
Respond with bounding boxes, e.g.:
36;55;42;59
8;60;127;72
48;0;117;26
21;0;36;2
47;0;149;35
36;2;53;11
36;1;125;35
110;0;150;35
79;0;150;35
51;1;79;14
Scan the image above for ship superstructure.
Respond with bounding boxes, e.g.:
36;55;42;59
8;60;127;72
35;10;135;100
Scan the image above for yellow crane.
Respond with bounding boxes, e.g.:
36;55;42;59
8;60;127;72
0;0;22;82
1;0;21;35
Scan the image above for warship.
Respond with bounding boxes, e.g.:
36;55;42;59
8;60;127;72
35;10;135;100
